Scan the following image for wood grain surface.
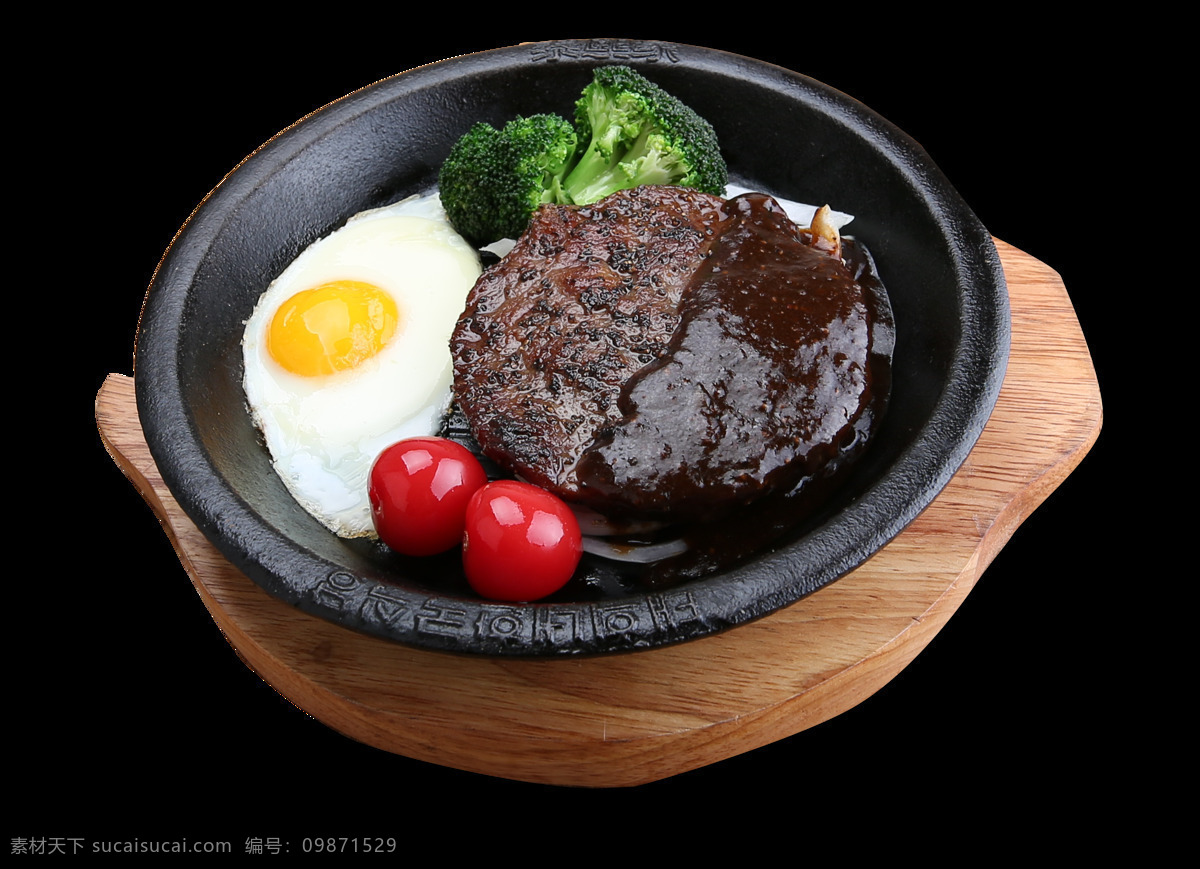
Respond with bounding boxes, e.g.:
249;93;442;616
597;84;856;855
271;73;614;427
96;239;1100;788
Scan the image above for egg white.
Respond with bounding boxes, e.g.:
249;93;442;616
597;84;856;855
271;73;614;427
242;193;482;538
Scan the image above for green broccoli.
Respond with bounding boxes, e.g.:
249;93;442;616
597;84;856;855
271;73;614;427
437;113;577;247
562;65;727;206
437;67;727;246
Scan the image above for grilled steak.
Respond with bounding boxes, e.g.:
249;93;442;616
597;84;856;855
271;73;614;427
450;185;888;523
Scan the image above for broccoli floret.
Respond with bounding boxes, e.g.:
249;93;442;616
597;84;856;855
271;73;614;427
562;65;727;206
438;113;577;247
437;67;728;246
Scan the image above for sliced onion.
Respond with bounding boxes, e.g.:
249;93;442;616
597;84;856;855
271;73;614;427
570;504;667;537
569;504;687;563
581;535;689;564
723;184;854;230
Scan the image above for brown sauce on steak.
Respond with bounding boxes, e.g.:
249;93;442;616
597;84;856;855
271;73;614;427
574;193;878;521
449;185;893;587
451;186;730;495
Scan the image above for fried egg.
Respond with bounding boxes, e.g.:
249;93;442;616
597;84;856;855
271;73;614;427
242;193;482;538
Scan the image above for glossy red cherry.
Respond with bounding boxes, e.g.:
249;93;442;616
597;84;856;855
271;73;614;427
369;438;488;557
462;480;583;601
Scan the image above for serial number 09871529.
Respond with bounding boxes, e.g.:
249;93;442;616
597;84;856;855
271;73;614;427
301;838;398;854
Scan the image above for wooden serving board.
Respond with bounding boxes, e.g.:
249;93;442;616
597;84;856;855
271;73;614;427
96;240;1100;788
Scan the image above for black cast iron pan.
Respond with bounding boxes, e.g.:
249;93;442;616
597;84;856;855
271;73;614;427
135;39;1009;656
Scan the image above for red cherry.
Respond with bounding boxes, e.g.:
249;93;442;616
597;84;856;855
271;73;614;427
462;480;582;601
369;438;488;557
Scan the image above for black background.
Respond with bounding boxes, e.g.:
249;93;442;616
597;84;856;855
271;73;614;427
43;25;1140;844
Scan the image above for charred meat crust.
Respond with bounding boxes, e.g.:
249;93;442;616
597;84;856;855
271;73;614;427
451;186;730;494
450;185;882;523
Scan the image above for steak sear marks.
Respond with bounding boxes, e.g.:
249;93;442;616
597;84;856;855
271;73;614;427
451;186;887;526
451;186;730;495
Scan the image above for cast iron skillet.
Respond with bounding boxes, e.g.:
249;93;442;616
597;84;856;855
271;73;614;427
135;39;1010;656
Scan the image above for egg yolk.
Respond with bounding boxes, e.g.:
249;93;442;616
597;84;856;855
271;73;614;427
268;281;399;377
